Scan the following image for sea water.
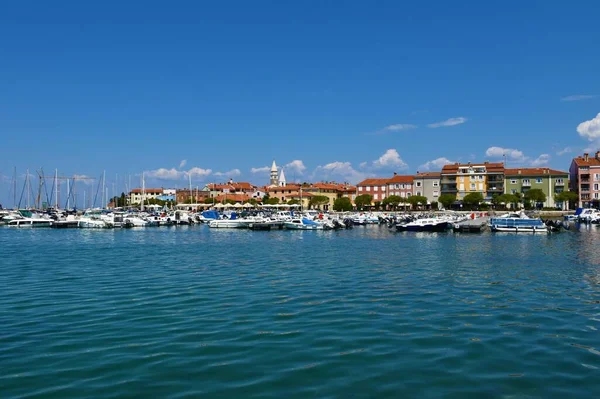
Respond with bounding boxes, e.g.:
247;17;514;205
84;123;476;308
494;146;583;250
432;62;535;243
1;226;600;398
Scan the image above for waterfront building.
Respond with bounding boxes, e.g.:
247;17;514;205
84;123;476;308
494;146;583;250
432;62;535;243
413;172;441;207
356;174;414;204
441;162;504;201
268;183;301;203
504;168;569;209
129;188;166;205
569;151;600;208
175;189;209;204
304;182;351;210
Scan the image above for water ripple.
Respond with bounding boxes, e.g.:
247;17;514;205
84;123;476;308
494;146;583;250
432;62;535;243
1;226;600;397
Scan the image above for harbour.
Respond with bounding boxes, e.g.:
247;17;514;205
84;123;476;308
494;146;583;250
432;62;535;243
2;225;600;398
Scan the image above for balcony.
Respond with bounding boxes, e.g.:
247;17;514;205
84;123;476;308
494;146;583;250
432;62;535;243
487;186;504;192
555;181;565;186
581;186;590;193
522;181;531;187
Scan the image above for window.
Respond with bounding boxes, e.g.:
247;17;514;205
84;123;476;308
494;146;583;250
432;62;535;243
510;179;517;184
433;190;439;197
416;191;421;196
374;193;378;200
459;184;464;191
359;186;363;192
406;193;411;197
381;194;385;200
395;184;399;189
366;186;371;191
433;181;439;187
401;184;405;189
523;179;530;185
556;178;564;184
536;178;542;184
596;193;600;199
470;183;476;190
400;192;405;198
416;181;422;187
595;184;599;191
381;185;385;191
511;189;517;194
407;184;411;189
595;174;600;181
459;176;465;182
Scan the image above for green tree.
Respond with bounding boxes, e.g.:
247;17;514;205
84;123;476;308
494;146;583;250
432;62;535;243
309;195;330;209
408;195;428;210
246;198;258;205
354;194;373;210
438;194;456;209
266;197;280;205
382;195;402;210
224;199;237;205
463;192;484;209
204;197;215;204
333;197;353;212
262;193;271;203
287;199;300;205
554;191;578;207
430;201;439;210
524;189;546;208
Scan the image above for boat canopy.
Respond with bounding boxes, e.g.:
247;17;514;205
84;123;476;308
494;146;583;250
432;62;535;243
302;218;319;225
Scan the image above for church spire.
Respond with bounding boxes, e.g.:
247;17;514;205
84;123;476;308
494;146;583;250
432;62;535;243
278;168;287;187
270;160;278;186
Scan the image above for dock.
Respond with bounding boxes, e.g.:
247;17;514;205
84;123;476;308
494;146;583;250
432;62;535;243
453;217;490;233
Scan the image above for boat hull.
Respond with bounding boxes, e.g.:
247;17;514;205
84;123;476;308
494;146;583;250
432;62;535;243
396;222;449;232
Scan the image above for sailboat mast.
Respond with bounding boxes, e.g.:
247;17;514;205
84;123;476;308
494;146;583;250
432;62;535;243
26;169;30;209
189;173;192;204
12;167;16;209
141;172;145;211
55;169;58;209
66;178;70;209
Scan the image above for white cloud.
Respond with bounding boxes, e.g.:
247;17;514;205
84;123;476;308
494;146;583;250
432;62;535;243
313;161;367;184
187;167;213;178
285;160;306;175
418;157;454;171
145;167;212;180
251;166;270;173
214;169;241;178
359;161;367;168
561;94;596;102
577;113;600;141
372;149;408;170
530;154;551;167
179;159;187;169
384;123;417;132
485;146;526;162
145;168;184;180
427;117;467;128
557;147;572;156
73;174;95;185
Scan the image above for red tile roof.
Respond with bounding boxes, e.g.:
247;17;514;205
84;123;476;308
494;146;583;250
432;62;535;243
415;172;441;178
387;175;414;184
572;153;600;167
504;167;568;176
357;178;389;186
214;194;251;203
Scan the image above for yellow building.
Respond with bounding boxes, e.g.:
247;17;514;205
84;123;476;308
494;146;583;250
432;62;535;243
441;162;505;200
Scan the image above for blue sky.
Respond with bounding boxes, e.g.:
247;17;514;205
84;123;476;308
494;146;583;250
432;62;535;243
2;1;600;207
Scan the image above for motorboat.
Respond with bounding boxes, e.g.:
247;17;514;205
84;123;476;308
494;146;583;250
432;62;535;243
284;217;322;230
7;210;53;228
490;212;547;233
396;218;449;232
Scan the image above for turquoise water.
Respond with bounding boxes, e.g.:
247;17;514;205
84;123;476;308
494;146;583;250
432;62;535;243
2;226;600;398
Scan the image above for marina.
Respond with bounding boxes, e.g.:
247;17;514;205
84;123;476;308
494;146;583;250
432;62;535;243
2;221;600;398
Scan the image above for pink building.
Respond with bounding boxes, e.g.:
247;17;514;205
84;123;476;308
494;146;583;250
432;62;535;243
356;174;414;203
569;151;600;207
